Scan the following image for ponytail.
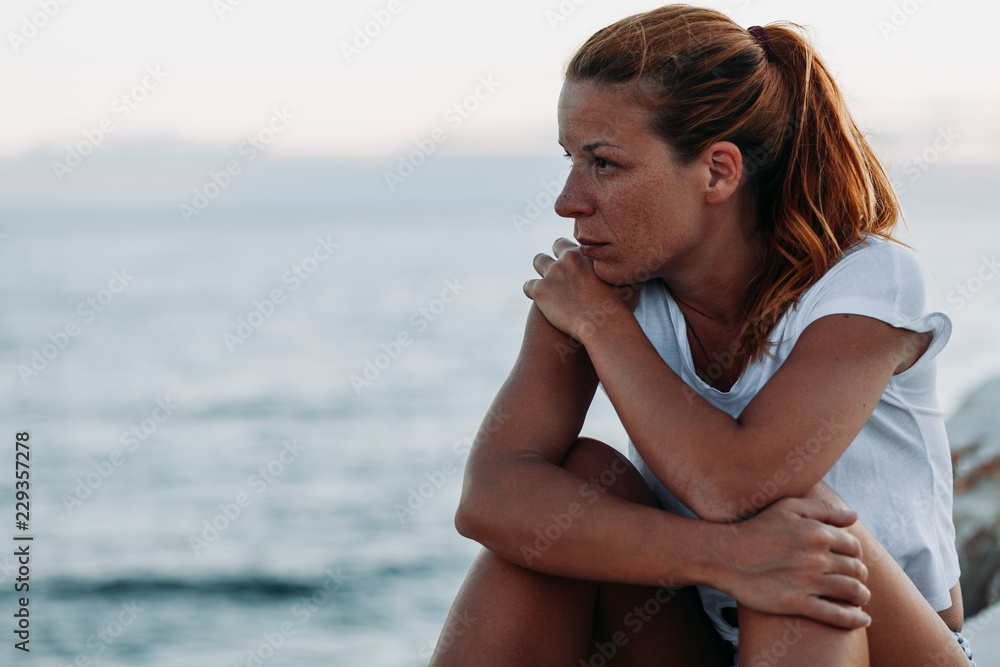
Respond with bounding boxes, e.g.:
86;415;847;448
566;6;901;374
740;23;901;361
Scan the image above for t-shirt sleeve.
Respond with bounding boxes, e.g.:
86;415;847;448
793;238;952;365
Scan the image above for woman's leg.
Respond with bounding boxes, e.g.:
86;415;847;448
737;482;969;666
429;547;598;665
592;577;730;666
737;605;868;666
430;437;728;666
849;516;968;665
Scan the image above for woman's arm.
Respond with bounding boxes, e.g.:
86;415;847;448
456;303;872;626
588;311;923;522
524;239;929;523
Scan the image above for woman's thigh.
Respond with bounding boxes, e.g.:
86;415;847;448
429;546;601;666
593;580;732;666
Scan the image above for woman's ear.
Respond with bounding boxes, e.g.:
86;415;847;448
704;141;743;205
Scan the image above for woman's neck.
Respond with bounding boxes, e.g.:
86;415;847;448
662;223;766;328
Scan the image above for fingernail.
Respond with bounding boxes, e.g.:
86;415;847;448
863;614;872;627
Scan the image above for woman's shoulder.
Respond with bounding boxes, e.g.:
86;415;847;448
812;234;926;295
791;234;933;331
836;233;921;273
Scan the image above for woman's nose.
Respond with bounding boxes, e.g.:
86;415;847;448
554;171;594;219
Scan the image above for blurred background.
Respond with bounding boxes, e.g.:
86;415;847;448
0;0;998;665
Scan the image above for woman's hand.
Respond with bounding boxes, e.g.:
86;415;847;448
523;238;637;342
709;496;872;629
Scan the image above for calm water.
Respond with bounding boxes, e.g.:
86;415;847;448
0;157;998;665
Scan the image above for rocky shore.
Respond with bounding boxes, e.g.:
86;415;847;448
950;375;1000;663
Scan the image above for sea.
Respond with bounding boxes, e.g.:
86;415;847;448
0;151;997;666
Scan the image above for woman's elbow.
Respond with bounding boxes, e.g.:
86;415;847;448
453;497;482;540
688;475;818;523
691;499;745;524
683;478;753;524
453;479;502;542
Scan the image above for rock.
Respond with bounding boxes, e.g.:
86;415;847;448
964;599;1000;666
948;375;1000;618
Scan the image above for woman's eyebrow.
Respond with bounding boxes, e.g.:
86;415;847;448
560;140;623;153
582;141;621;152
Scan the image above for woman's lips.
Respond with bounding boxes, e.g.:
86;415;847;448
577;241;610;257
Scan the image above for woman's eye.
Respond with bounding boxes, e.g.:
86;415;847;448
562;153;614;170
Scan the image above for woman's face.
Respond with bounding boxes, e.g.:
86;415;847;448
556;79;712;286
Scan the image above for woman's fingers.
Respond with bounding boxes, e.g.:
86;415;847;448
819;571;871;608
523;238;620;335
802;480;855;515
525;253;557;298
829;553;869;585
532;252;555;277
552;237;578;258
826;524;864;559
773;497;863;560
536;238;587;274
782;495;858;529
799;595;871;630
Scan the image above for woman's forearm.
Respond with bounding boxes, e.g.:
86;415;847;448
456;304;718;586
458;451;723;587
578;311;745;520
578;309;904;524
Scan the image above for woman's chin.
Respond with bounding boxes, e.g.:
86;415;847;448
593;261;649;287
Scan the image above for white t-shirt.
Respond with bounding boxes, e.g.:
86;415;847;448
626;234;961;647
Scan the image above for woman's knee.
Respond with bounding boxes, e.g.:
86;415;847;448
560;437;656;507
737;604;869;667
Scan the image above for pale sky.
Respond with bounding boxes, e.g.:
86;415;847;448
1;0;997;160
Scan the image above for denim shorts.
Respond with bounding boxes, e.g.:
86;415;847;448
955;630;976;664
724;629;974;665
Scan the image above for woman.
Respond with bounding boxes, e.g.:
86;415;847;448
432;6;972;665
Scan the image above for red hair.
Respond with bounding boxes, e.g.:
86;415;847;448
566;5;902;373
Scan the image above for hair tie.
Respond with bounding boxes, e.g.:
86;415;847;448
748;25;772;60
